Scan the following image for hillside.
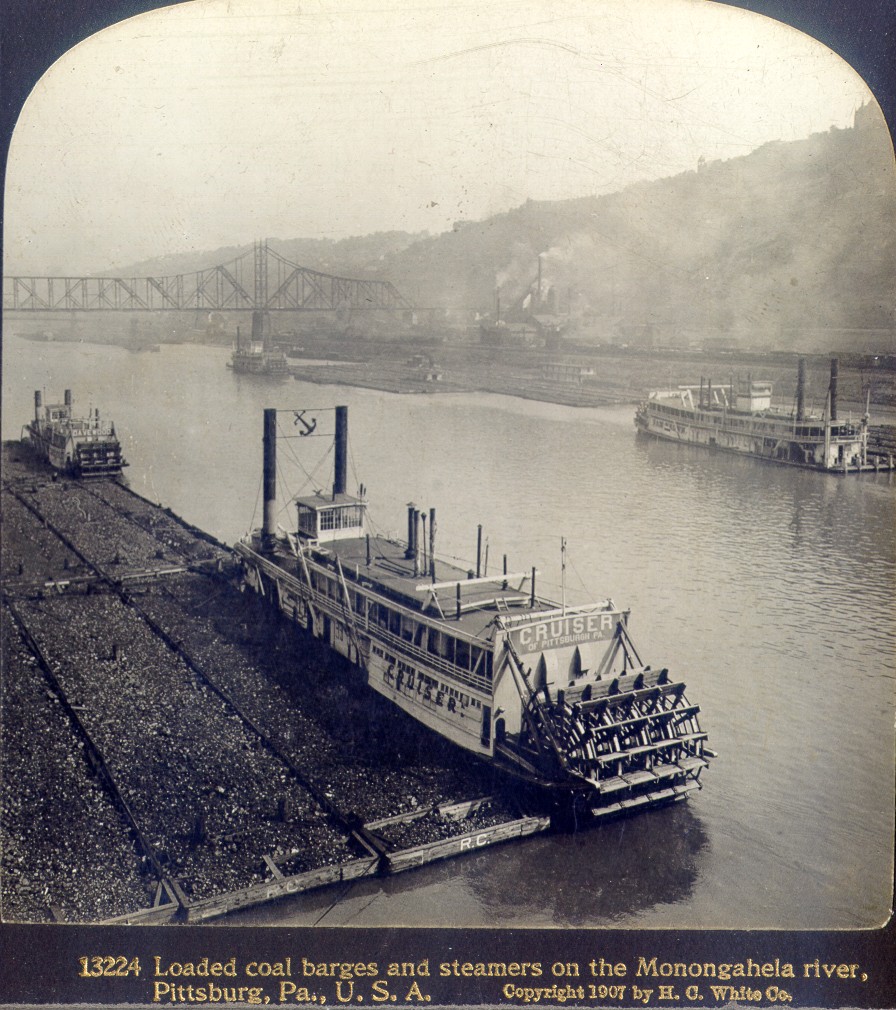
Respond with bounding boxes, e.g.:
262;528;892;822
117;105;895;354
382;105;895;351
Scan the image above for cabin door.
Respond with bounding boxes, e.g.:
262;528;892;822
481;705;492;746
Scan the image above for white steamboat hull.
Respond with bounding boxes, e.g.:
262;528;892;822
243;550;494;760
635;407;882;472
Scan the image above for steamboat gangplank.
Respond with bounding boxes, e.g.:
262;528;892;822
235;406;711;821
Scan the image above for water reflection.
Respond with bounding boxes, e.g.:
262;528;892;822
3;336;893;928
462;801;708;927
229;802;708;929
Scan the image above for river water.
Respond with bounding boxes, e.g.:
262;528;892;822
3;335;894;930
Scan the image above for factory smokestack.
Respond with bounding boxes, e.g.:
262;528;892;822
829;358;839;422
34;390;41;421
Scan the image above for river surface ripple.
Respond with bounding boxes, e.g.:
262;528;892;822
3;337;893;929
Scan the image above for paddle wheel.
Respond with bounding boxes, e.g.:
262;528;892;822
499;637;710;821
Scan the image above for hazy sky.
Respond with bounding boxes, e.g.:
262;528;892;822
4;0;875;276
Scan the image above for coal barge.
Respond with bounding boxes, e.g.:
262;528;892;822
25;389;127;478
636;357;895;473
235;406;712;823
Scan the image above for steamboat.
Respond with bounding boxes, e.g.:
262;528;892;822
229;311;289;376
235;406;712;822
24;389;127;478
635;357;894;473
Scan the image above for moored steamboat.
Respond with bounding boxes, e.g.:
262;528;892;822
635;357;894;473
24;389;127;478
235;406;712;822
229;310;289;376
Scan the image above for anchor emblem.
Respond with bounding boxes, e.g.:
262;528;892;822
293;411;317;436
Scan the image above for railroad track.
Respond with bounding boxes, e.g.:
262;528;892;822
3;599;188;914
124;578;387;856
2;482;375;920
3;466;530;922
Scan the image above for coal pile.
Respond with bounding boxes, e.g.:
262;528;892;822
139;575;500;822
1;607;153;922
374;801;517;850
16;591;353;903
1;444;522;924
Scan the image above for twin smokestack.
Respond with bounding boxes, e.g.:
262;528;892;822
795;357;839;421
261;404;349;548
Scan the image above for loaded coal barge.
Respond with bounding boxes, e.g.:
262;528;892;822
635;357;894;473
24;389;127;478
235;406;712;823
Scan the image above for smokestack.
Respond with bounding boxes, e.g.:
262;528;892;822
333;405;347;496
252;309;272;352
414;510;422;577
262;408;277;550
405;503;417;559
796;358;806;421
429;508;436;581
34;390;41;420
829;358;839;422
64;389;72;407
476;525;483;578
408;505;418;561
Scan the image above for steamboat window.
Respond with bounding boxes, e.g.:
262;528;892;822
319;505;364;532
455;638;470;670
297;505;316;536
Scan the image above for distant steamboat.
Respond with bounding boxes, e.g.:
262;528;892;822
229;311;289;376
234;406;712;823
25;389;126;478
636;358;894;473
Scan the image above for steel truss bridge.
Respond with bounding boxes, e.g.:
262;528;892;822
3;241;413;313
